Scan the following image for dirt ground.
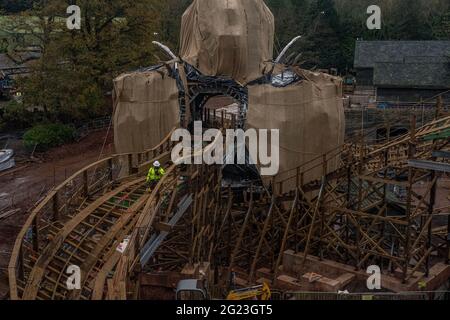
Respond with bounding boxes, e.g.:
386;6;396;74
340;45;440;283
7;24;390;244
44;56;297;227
0;129;113;298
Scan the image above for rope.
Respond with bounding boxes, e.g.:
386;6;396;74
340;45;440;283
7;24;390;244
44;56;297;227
97;117;113;162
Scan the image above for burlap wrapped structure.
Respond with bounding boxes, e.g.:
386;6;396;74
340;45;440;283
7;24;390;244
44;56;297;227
247;65;345;191
113;1;345;193
113;69;180;154
180;0;275;84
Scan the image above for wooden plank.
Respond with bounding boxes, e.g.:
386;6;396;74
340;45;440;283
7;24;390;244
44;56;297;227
21;178;145;300
70;193;150;299
0;208;20;220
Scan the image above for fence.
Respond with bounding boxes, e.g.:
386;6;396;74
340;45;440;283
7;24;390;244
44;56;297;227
284;291;449;300
73;116;112;141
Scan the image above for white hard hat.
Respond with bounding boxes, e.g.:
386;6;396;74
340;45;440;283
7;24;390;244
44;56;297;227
153;161;161;168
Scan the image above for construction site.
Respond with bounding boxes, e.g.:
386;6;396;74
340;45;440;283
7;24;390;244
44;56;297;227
1;0;450;301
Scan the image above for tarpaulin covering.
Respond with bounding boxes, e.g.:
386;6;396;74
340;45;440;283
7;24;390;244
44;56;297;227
113;68;180;154
0;149;15;172
180;0;275;85
247;65;345;192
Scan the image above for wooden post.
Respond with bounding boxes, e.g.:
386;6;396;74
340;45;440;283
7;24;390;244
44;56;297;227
420;98;425;127
18;244;24;281
426;171;437;277
53;193;59;221
355;142;364;270
83;170;89;196
249;198;275;282
271;176;276;196
274;190;298;282
128;154;133;176
322;154;328;176
436;96;443;119
403;115;416;283
345;152;353;261
447;211;450;264
32;216;39;252
108;158;114;182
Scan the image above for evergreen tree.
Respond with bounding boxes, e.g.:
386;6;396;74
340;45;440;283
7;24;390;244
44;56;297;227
0;0;33;13
20;0;163;122
432;8;450;40
301;0;344;69
391;0;433;40
158;0;191;52
266;0;309;53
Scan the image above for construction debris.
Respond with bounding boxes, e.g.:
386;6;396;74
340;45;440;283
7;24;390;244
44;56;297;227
0;149;15;172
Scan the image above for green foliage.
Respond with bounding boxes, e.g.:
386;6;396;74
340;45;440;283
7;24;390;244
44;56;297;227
265;0;449;70
0;100;39;131
158;0;191;52
432;10;450;40
0;0;33;13
20;0;163;123
23;123;75;151
7;0;449;130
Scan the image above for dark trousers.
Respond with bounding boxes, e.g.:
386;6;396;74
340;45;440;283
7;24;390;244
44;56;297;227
147;180;159;190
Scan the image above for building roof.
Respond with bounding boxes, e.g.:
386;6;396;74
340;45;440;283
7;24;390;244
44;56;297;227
354;41;450;68
354;41;450;89
374;62;450;88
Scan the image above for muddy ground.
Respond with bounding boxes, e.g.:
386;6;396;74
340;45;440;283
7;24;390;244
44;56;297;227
0;129;113;298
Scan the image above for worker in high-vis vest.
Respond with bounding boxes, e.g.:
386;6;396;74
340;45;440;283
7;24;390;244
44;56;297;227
147;161;165;187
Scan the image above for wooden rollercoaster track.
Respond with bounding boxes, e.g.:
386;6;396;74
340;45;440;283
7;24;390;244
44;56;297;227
8;113;450;299
8;128;177;300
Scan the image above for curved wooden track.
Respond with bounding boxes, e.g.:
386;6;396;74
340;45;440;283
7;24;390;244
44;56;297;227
8;129;177;300
8;115;450;299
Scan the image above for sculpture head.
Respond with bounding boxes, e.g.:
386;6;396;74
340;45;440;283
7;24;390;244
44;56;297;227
180;0;275;84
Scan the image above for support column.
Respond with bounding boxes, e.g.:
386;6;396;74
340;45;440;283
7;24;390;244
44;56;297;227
403;115;416;283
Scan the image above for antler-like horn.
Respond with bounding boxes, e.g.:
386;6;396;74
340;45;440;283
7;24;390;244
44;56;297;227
152;41;177;60
275;35;302;63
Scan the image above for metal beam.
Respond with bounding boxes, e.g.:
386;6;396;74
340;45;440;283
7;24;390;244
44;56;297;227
432;150;450;159
408;160;450;173
140;195;193;267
